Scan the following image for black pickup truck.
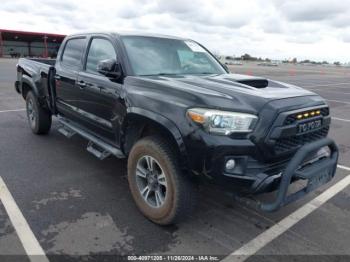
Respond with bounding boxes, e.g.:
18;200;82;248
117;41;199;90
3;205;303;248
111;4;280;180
15;32;338;225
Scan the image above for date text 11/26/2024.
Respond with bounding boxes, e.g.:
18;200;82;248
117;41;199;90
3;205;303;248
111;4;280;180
127;255;220;261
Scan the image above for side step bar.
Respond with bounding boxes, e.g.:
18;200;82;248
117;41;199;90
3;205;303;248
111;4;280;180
58;126;76;138
86;141;112;160
57;116;125;160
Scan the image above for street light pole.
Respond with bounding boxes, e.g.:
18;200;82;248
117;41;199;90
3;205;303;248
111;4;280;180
0;31;3;58
43;35;48;58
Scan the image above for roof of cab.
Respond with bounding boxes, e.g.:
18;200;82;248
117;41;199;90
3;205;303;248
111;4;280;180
67;31;188;41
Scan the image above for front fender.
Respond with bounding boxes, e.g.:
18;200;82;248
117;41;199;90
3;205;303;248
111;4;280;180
126;107;187;161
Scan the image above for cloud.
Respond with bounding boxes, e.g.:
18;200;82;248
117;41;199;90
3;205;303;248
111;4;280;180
154;0;201;15
260;16;286;34
342;32;350;43
286;34;323;44
277;0;347;22
0;0;350;62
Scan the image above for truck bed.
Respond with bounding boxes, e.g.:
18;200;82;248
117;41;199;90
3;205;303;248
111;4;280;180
17;58;55;77
21;58;56;65
16;58;56;101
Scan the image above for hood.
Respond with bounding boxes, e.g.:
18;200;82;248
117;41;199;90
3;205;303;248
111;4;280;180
127;73;319;113
147;73;314;98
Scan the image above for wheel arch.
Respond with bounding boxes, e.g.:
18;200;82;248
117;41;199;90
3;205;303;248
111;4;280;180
21;75;39;99
122;107;188;172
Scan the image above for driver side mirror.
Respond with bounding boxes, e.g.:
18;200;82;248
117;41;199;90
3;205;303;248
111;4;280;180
97;58;122;79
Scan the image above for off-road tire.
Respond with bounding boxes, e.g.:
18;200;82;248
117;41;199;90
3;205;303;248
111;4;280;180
128;136;196;225
26;91;52;135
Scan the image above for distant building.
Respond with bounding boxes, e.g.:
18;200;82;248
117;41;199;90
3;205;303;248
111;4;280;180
219;56;243;65
0;29;66;58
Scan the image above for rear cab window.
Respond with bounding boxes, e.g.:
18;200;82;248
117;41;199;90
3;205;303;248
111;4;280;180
61;38;86;69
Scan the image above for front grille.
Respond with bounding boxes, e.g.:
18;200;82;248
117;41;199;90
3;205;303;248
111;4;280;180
284;107;329;125
274;126;329;154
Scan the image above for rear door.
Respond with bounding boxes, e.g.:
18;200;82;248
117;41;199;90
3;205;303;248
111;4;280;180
55;37;86;121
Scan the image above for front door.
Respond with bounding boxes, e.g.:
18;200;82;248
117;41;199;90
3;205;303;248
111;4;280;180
76;37;123;144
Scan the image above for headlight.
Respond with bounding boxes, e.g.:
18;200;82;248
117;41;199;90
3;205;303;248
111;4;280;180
187;108;258;135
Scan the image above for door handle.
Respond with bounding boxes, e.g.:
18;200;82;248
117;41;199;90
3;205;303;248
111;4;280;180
77;81;86;88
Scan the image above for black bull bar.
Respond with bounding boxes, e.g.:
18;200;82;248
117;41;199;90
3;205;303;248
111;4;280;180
258;138;338;212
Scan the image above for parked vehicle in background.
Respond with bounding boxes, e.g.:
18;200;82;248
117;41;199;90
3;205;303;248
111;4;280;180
257;61;279;66
227;60;243;65
221;56;243;65
15;32;338;225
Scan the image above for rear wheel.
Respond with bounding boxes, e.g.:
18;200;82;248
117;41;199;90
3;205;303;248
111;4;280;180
26;91;52;135
127;136;196;225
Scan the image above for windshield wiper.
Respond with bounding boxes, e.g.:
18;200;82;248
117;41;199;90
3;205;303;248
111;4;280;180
140;72;220;76
140;73;180;76
193;72;218;75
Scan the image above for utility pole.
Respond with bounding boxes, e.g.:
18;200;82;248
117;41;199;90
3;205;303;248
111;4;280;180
43;35;48;58
0;31;3;58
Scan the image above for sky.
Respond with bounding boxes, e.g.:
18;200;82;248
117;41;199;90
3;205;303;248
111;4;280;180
1;0;350;63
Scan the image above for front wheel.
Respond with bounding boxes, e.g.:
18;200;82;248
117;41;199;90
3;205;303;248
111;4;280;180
26;91;52;135
127;136;196;225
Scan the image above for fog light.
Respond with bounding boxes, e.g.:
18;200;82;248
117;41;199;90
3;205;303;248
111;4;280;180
225;159;236;170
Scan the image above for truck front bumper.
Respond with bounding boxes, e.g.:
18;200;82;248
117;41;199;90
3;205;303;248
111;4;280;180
222;138;338;212
257;137;338;211
186;132;338;211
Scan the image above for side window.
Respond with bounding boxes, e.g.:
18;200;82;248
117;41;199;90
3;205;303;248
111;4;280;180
86;38;116;74
61;38;85;69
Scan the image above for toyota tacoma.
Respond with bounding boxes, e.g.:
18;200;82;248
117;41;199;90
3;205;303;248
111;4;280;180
15;32;338;225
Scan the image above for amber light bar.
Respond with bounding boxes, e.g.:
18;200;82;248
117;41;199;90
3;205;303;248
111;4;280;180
296;110;321;120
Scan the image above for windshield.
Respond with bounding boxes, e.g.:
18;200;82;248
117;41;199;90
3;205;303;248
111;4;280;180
121;36;226;76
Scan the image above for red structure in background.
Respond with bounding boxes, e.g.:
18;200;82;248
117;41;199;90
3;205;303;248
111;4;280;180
0;29;66;58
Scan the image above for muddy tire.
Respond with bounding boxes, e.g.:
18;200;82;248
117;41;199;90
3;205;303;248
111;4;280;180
127;136;196;225
26;91;52;135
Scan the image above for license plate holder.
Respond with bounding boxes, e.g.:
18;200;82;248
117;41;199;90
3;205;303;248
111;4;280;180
307;169;333;192
297;119;322;134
